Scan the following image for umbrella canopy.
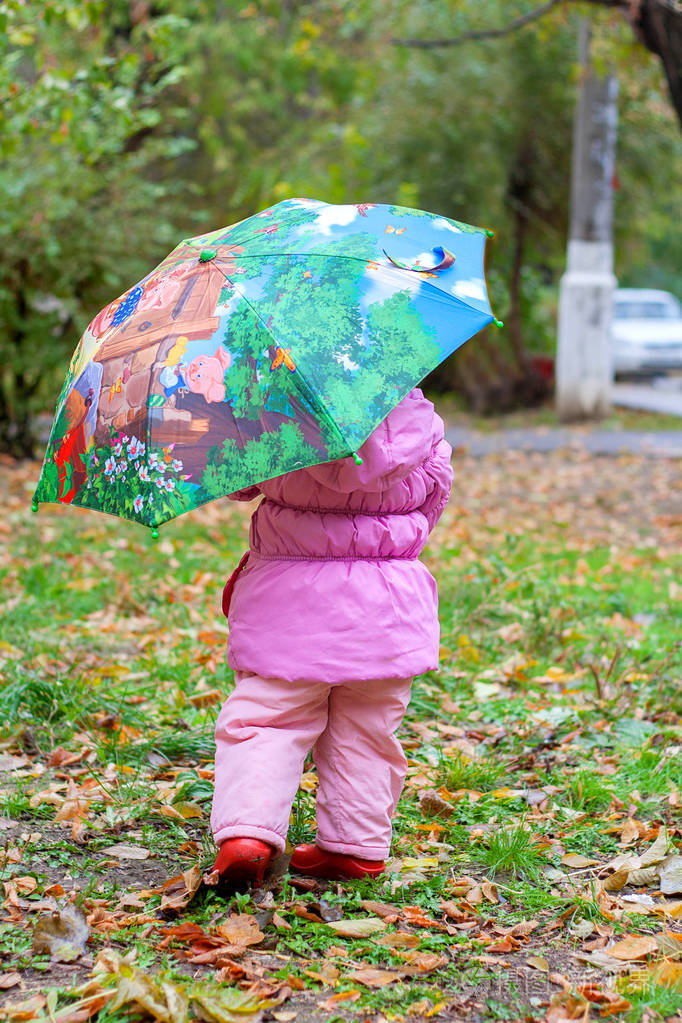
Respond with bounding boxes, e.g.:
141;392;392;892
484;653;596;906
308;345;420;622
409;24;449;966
34;198;500;531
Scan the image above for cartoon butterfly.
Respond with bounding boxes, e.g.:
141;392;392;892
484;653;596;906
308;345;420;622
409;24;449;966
270;347;296;372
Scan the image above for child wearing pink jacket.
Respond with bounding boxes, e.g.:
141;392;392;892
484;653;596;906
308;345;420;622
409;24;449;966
210;388;453;883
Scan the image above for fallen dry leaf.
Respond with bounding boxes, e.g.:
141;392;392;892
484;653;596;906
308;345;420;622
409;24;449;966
346;967;404;988
399;951;448;974
360;899;401;920
326;918;386;939
418;789;454;819
561;852;600;868
0;994;47;1019
607;934;659;961
374;931;420;948
317;990;361;1011
215;914;265;950
32;903;89;962
649;959;682;991
101;844;151;861
157;866;202;914
659;854;682;894
302;963;339;986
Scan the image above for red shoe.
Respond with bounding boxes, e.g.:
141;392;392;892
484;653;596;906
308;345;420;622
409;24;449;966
289;843;385;880
213;838;272;885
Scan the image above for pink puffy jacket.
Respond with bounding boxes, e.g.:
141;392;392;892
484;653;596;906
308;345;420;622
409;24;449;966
224;388;453;683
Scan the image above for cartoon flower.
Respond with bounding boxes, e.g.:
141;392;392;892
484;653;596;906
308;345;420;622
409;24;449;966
127;437;142;459
138;466;150;482
104;457;116;476
113;442;123;457
133;495;144;514
172;459;183;472
155;476;165;488
164;478;176;492
148;451;160;470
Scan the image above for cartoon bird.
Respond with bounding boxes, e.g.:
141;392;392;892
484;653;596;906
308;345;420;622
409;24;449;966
270;347;296;372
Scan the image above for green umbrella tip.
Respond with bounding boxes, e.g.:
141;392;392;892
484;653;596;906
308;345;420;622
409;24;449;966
200;249;217;262
352;452;363;465
493;317;504;328
485;228;495;238
151;527;159;540
31;500;39;513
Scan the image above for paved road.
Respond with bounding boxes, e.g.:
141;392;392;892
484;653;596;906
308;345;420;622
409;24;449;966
445;377;682;458
445;426;682;458
612;381;682;417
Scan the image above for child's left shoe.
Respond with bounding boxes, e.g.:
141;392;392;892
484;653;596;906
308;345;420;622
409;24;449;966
289;843;385;880
213;838;272;885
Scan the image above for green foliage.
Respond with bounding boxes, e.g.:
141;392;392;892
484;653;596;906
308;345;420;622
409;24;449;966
201;420;328;497
0;0;197;454
2;0;680;453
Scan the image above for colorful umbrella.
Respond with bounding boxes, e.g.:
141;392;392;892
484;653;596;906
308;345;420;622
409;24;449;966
33;198;501;534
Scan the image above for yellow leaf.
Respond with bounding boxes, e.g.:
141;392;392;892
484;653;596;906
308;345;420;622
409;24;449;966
326;918;386;938
650;960;682;991
561;853;600;868
402;857;439;869
299;771;318;792
526;955;550;972
171;802;204;820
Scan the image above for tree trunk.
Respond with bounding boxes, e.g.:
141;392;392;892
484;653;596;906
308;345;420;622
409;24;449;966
628;0;682;128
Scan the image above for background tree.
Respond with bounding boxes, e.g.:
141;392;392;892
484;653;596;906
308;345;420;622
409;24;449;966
1;0;680;452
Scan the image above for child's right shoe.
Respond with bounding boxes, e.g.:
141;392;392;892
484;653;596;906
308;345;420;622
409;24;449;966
213;838;272;885
289;843;385;880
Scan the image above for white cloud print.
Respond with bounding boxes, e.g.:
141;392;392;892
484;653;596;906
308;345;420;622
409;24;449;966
432;217;462;234
314;205;359;235
451;278;487;302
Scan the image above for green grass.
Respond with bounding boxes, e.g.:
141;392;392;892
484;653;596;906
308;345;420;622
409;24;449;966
2;452;682;1023
470;823;546;881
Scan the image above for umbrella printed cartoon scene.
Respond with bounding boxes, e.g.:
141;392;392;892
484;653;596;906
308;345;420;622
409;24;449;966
34;198;498;528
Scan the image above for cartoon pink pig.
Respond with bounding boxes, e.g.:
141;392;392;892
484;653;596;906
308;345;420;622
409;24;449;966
185;346;232;403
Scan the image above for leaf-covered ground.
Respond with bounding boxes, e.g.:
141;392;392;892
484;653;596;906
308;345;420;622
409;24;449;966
0;442;681;1023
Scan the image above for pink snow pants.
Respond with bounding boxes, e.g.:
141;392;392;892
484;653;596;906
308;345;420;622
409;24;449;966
210;671;413;859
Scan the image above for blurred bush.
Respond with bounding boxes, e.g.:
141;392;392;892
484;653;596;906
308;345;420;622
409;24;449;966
1;0;680;453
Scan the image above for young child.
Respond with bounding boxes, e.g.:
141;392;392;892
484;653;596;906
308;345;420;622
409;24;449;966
210;387;453;884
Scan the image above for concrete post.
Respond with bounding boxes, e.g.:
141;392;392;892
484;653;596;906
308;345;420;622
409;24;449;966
556;20;619;421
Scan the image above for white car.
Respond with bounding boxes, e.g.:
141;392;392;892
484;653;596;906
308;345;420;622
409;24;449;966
611;288;682;377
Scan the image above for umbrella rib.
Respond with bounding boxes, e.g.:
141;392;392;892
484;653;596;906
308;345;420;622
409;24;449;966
213;250;495;321
208;263;354;459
